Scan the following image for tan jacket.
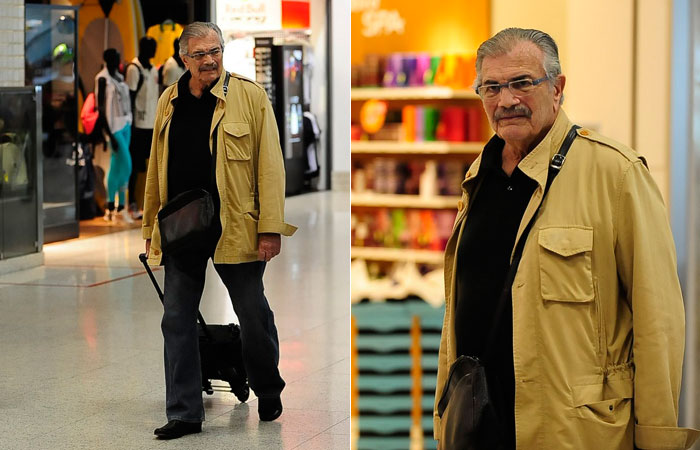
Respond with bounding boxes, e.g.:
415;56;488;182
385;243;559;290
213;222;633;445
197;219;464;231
434;110;699;449
142;72;296;265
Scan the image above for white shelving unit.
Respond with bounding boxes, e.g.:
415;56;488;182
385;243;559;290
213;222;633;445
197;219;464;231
351;193;459;209
351;140;483;155
351;86;479;101
351;86;483;266
350;247;444;265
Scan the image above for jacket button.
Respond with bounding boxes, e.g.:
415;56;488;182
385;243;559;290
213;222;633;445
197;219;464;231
579;129;589;136
154;249;160;255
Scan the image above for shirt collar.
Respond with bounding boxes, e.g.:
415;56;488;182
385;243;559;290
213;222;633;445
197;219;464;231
176;70;221;101
479;134;506;172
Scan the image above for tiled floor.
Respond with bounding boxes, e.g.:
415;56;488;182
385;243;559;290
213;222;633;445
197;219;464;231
0;191;350;450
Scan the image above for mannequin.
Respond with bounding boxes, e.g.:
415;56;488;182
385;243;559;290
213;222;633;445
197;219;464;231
94;48;132;222
125;37;158;220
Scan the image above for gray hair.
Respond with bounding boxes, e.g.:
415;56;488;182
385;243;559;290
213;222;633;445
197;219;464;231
474;28;563;104
179;22;224;56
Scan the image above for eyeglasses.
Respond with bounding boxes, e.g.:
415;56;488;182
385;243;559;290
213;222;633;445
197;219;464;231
186;47;222;61
476;76;551;100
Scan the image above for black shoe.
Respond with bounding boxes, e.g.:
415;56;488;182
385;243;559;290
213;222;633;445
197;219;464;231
258;396;283;421
153;420;202;439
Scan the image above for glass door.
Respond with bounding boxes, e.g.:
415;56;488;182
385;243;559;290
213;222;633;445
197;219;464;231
0;87;42;259
25;5;79;243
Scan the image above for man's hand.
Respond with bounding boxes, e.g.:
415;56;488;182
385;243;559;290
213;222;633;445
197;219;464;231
145;239;151;258
258;233;281;262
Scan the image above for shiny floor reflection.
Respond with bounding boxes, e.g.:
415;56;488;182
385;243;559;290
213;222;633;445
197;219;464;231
0;191;350;450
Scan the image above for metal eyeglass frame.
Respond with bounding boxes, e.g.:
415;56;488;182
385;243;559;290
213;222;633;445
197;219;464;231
476;76;551;99
186;47;222;61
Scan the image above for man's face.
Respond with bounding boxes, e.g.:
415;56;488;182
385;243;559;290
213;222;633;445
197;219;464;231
479;41;565;150
182;31;223;87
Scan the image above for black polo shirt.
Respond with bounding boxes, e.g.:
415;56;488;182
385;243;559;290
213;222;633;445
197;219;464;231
168;71;219;201
167;71;222;248
454;135;537;447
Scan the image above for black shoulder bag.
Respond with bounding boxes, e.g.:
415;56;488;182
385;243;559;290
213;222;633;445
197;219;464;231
157;72;231;255
437;125;580;449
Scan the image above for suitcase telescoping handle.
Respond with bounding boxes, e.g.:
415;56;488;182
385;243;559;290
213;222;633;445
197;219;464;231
138;253;211;331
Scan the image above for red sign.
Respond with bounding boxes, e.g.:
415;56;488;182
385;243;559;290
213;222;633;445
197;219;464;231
281;0;310;29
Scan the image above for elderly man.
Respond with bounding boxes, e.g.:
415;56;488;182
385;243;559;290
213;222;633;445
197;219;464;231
434;28;698;449
142;21;296;440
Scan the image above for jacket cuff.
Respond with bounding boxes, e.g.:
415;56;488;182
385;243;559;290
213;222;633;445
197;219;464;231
142;226;153;240
635;424;700;449
258;219;297;236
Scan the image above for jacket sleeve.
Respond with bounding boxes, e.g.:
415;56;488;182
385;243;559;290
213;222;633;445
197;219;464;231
614;160;699;449
433;310;450;440
255;88;297;236
141;95;165;240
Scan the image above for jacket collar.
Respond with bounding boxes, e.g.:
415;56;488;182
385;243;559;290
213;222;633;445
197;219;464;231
462;109;572;193
210;72;228;134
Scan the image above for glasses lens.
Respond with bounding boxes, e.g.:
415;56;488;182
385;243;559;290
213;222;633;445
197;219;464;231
190;48;221;60
509;79;534;94
478;85;500;98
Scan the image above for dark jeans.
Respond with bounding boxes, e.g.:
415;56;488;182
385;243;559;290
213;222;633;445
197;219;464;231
161;253;285;422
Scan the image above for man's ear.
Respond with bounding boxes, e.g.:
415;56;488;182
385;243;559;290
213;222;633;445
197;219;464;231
553;74;566;103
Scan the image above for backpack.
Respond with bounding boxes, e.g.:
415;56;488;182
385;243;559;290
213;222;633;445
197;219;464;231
125;62;145;96
80;92;98;134
113;77;132;120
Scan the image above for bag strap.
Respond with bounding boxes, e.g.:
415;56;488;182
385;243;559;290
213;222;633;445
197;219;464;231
483;124;581;352
198;73;232;333
209;72;231;186
126;62;145;95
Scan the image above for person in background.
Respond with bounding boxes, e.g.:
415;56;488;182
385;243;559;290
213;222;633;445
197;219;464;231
434;27;699;449
142;22;297;440
160;38;186;91
94;48;132;222
125;36;158;221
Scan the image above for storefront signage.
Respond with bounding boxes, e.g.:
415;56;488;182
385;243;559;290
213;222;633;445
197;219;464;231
217;0;282;31
351;0;405;38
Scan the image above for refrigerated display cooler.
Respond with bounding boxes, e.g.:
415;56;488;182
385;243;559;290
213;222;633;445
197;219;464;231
254;38;305;196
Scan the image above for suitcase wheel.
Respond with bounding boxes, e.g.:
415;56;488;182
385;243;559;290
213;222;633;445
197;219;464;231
203;380;214;395
232;385;249;403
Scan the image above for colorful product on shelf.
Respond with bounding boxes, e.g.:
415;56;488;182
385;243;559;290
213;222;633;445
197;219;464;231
383;53;402;87
351;208;457;251
423;107;440;141
358;104;483;143
436;107;468;142
432;53;476;89
360;99;388;134
401;105;416;142
354;52;478;89
352;158;466;197
413;53;431;87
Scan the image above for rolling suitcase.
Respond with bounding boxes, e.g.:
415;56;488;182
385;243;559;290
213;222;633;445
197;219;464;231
139;253;250;402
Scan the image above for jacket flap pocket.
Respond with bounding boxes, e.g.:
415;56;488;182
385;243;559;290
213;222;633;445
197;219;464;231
572;378;633;407
539;226;593;257
222;122;251;137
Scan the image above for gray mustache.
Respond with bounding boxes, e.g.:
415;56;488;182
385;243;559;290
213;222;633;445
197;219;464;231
200;63;218;71
494;106;532;120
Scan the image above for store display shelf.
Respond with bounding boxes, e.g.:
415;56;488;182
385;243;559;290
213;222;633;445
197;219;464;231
352;193;460;209
351;247;444;264
351;140;483;155
351;86;479;100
